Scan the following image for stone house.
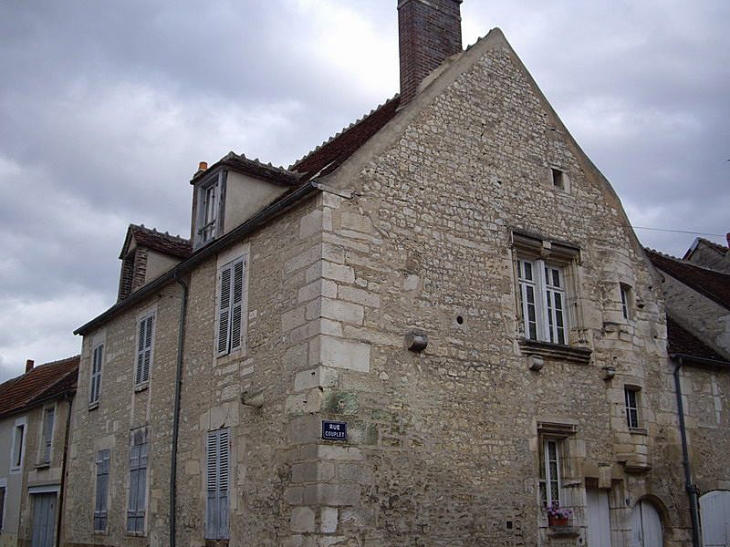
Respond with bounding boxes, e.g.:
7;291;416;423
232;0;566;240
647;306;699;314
0;356;78;547
61;1;729;546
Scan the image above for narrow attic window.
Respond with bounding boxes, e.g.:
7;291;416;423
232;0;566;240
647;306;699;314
551;168;564;189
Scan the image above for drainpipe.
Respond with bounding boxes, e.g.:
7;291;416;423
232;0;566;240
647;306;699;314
672;355;702;547
56;393;74;547
170;274;189;547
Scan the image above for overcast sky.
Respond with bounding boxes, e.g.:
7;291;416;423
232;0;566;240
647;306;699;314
1;0;728;380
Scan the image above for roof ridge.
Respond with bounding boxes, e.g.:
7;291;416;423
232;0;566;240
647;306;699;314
236;153;298;175
647;247;730;276
289;94;400;171
131;224;190;244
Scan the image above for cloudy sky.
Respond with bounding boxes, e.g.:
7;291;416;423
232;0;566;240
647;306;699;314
1;0;728;380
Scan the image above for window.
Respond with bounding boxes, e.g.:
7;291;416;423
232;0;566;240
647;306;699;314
90;343;104;405
11;419;26;473
217;257;245;356
518;258;568;344
196;172;224;247
620;284;632;320
541;438;563;506
39;406;55;464
127;430;148;535
0;479;6;531
94;449;110;532
625;387;641;429
551;168;564;189
135;313;155;386
206;428;230;540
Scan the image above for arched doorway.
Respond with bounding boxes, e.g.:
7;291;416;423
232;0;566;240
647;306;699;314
700;490;730;547
631;499;663;547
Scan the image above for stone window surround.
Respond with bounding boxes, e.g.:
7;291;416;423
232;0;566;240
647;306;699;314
215;242;250;363
10;417;26;474
512;230;591;365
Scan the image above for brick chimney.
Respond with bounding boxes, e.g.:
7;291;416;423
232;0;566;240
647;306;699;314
25;359;34;373
398;0;463;105
726;232;729;248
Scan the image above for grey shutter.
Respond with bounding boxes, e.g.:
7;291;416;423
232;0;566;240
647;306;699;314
217;266;232;355
230;259;244;352
127;441;147;533
206;428;230;539
94;449;110;531
135;320;146;384
42;408;54;463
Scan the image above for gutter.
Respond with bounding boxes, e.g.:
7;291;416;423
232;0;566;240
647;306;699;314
75;180;320;335
170;274;189;547
668;352;730;547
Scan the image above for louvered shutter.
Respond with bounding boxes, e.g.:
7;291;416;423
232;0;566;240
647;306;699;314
94;449;110;531
42;408;54;463
206;428;230;539
135;320;146;384
230;259;244;352
127;441;147;533
217;266;232;355
135;315;154;384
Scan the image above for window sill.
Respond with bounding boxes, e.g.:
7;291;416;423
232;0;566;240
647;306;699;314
519;339;592;364
134;383;149;393
88;402;99;411
34;462;51;470
547;525;580;538
629;427;648;436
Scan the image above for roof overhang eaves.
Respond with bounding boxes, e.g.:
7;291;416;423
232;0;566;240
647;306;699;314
75;181;320;336
669;352;730;370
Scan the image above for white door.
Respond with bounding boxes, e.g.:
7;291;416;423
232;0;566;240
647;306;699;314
31;493;56;547
587;488;612;547
631;500;663;547
700;490;730;547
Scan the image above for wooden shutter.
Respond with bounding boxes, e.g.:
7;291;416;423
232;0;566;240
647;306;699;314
136;315;154;384
42;408;54;463
206;428;230;539
90;344;103;404
94;449;110;531
230;259;245;352
127;440;147;534
217;266;232;355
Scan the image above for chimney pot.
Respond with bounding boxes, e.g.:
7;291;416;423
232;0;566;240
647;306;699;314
398;0;463;105
198;161;208;171
25;359;34;373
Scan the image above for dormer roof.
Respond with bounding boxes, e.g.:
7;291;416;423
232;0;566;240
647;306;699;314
190;152;302;188
119;224;192;260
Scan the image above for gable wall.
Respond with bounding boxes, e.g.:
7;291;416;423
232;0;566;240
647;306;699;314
298;39;694;546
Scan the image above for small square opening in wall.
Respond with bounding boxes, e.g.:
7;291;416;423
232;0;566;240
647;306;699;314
551;168;564;189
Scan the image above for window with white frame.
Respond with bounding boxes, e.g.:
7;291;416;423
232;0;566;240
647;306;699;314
541;437;563;506
196;172;224;247
39;406;55;465
135;313;155;386
94;449;110;533
10;418;26;473
127;430;148;535
625;386;641;429
90;343;104;405
206;428;230;540
518;258;568;344
217;257;246;356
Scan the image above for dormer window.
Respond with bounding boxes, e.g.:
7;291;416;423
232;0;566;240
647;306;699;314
196;171;225;248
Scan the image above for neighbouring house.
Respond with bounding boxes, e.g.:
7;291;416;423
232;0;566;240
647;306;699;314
646;248;730;359
0;356;78;547
682;235;730;274
61;2;730;547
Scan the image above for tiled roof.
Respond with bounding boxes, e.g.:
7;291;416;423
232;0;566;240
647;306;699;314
191;153;302;187
645;248;730;311
121;224;192;260
667;316;729;363
291;96;401;180
0;356;79;419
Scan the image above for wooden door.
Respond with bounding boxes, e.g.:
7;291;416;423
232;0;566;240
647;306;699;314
587;488;612;547
31;493;56;547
